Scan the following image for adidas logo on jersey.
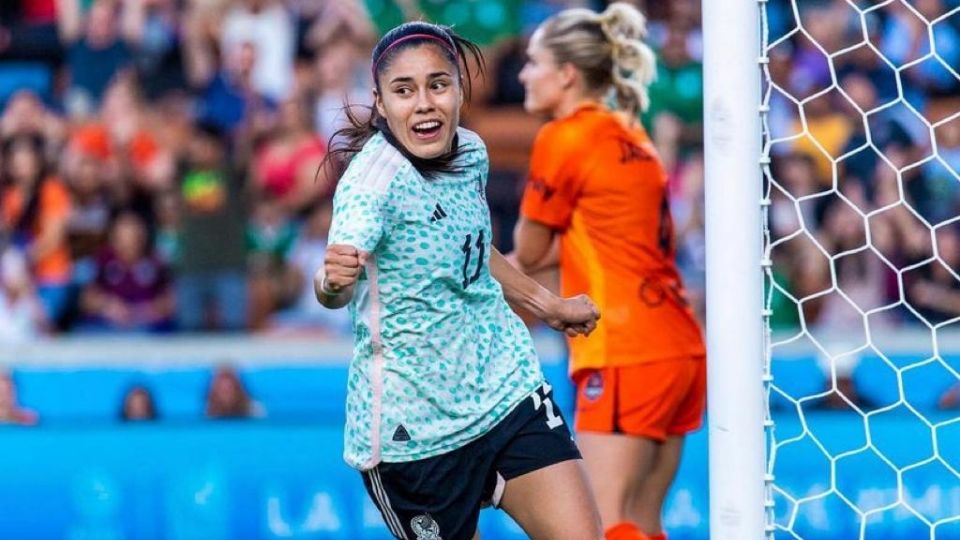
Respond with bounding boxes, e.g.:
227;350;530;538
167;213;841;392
392;424;411;442
429;203;448;223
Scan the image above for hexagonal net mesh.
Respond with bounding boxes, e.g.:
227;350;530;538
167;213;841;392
761;0;960;538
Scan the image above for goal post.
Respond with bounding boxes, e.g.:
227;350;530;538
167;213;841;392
702;0;768;539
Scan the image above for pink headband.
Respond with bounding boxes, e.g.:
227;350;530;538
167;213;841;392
373;33;459;78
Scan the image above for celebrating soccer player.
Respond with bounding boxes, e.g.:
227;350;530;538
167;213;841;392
316;21;605;540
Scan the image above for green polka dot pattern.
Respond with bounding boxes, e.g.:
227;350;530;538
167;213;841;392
328;129;544;470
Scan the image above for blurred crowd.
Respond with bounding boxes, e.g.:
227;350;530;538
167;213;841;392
0;0;957;347
761;0;960;411
764;0;960;334
0;0;383;338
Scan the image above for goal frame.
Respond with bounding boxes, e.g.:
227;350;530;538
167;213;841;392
703;0;769;538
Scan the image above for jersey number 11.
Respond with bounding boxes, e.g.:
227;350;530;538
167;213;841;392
461;230;485;289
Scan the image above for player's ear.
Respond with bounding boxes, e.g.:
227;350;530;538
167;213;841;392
559;62;578;90
374;88;386;118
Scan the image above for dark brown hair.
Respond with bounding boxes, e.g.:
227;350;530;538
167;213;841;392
320;21;485;180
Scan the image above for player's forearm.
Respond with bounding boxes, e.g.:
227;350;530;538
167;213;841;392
490;247;557;320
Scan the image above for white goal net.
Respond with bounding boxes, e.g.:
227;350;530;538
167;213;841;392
761;0;960;538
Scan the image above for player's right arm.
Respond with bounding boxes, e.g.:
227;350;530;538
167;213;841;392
318;143;396;310
315;245;367;309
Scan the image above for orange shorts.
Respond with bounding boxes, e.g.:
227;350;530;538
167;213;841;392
573;357;706;442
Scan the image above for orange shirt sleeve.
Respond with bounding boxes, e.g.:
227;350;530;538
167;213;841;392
520;122;586;231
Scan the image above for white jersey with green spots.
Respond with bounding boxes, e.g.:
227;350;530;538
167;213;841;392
329;128;544;470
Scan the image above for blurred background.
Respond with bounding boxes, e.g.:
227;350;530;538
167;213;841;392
0;0;958;538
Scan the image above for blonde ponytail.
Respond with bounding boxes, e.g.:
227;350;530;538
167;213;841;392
536;2;657;118
599;3;657;115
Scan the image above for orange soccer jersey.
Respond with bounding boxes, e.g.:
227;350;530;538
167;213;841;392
520;103;705;376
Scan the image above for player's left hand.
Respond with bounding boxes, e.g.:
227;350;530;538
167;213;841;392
544;294;600;337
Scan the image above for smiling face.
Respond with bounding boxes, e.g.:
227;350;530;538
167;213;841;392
374;44;463;160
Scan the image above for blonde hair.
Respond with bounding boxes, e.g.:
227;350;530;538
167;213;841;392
537;2;657;117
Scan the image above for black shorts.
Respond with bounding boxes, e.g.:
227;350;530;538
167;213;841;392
360;382;581;540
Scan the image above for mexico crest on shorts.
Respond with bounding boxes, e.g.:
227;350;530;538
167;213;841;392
411;513;441;539
584;372;604;401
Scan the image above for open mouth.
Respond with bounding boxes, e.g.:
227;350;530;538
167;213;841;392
411;120;443;140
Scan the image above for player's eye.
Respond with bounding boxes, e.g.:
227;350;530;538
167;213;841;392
393;86;413;96
431;80;450;91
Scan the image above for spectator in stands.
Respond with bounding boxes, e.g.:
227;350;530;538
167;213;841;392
57;0;145;117
184;14;276;137
1;133;72;327
79;211;174;332
939;116;960;176
835;24;898;106
0;90;65;143
871;143;934;276
119;384;158;421
837;72;911;200
881;0;960;99
768;153;832;324
790;91;853;185
63;130;113;288
133;0;184;100
308;21;374;143
271;199;351;335
644;21;703;159
205;365;263;419
814;181;892;332
253;96;329;213
90;75;175;196
246;196;298;330
778;152;823;221
220;0;295;102
671;151;706;322
786;8;834;101
0;247;46;343
175;122;248;332
0;370;37;425
905;225;960;325
918;117;960;225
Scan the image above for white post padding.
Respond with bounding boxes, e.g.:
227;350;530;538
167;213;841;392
703;0;767;538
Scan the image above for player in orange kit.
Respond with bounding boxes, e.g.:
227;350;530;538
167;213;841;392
512;4;706;540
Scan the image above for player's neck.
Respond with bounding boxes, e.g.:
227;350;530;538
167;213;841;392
551;96;604;121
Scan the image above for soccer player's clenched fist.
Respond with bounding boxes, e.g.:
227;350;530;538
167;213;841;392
321;244;367;293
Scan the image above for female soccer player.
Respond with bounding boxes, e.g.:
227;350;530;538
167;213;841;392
316;21;604;540
514;5;707;540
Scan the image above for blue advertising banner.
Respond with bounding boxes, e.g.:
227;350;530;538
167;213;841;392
2;335;958;539
2;411;955;539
